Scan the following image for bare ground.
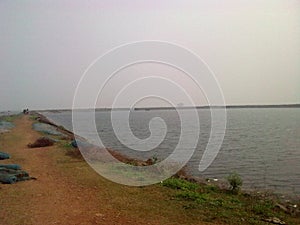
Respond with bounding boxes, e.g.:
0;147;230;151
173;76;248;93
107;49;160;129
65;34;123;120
0;115;213;225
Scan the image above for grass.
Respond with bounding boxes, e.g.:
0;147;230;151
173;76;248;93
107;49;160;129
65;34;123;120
162;177;199;191
251;200;275;217
58;140;83;159
160;177;299;224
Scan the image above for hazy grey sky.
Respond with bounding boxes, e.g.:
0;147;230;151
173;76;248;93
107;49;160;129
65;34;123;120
1;0;299;111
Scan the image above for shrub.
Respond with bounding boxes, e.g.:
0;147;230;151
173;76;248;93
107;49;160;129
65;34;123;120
152;155;158;164
28;137;54;148
226;172;243;193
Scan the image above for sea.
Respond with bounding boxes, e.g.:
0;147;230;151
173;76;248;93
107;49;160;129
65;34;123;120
40;108;300;198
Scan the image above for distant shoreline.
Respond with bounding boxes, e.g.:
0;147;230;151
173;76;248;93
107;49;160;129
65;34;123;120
36;103;300;112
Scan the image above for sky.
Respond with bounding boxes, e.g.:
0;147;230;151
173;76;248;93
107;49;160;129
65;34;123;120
0;0;299;111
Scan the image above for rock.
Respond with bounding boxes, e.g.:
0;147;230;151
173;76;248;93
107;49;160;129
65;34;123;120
0;174;17;184
71;139;92;149
71;140;78;148
0;152;10;160
275;203;288;213
0;168;31;183
287;204;300;216
275;203;300;216
263;217;286;225
0;164;21;170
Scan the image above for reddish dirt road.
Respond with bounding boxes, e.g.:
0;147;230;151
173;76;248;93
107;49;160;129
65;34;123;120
0;116;211;225
0;116;145;225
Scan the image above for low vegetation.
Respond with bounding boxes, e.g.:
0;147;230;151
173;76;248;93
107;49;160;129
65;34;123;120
59;140;83;159
227;172;243;194
27;137;54;148
162;177;299;224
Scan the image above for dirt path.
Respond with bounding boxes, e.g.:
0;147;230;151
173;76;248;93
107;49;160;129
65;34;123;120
0;115;214;225
0;115;144;225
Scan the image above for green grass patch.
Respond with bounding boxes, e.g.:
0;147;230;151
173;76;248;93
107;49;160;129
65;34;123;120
162;177;199;191
160;177;298;225
59;140;73;149
176;191;210;204
251;200;275;217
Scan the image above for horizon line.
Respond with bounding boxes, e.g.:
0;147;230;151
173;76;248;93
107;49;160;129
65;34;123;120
34;103;300;112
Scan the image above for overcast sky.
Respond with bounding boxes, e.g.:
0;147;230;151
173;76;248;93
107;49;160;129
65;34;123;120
1;0;299;111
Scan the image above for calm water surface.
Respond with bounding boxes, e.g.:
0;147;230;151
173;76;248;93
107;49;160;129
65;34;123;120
41;108;300;197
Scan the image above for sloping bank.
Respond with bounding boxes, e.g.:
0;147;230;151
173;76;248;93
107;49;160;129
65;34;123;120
30;111;300;225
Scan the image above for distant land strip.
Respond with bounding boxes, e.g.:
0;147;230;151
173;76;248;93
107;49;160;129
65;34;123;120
35;104;300;112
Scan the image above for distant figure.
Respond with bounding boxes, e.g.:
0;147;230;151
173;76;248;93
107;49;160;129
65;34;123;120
23;109;29;114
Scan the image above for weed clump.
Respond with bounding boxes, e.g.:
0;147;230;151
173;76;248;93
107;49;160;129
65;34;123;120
227;172;243;194
28;137;54;148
